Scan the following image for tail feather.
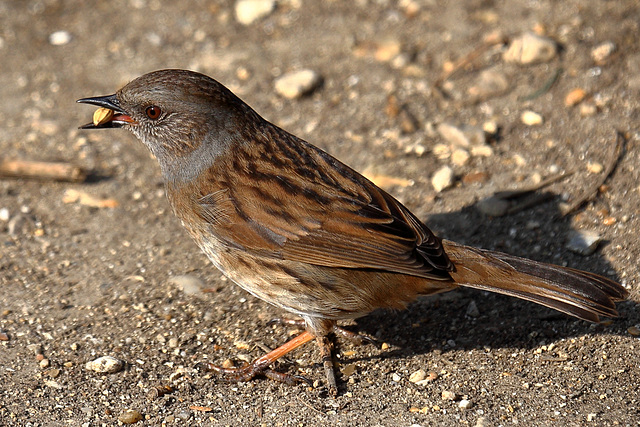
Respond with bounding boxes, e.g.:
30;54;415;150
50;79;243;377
442;240;628;322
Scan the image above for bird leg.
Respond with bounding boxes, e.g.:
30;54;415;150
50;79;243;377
315;333;337;396
199;318;374;394
268;317;377;347
197;330;314;386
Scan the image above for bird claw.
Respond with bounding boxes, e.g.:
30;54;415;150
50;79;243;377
195;360;310;386
332;326;378;347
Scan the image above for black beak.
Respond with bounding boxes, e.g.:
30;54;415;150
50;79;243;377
77;94;135;129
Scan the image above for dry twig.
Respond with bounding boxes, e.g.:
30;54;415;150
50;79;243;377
560;131;626;216
0;159;87;182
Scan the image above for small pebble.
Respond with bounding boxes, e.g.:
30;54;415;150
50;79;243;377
482;121;498;135
437;123;485;148
466;300;480;318
39;358;50;368
470;145;494;157
27;343;43;355
168;337;179;348
234;0;276;25
462;171;489;184
118;409;143;424
47;368;61;378
341;364;356;377
168;275;205;296
399;0;421;17
438;122;469;147
0;208;9;222
459;399;473;409
565;88;587;107
441;390;458;400
627;326;640;336
392;373;402;382
521;110;544;126
587;161;603;174
468;67;509;100
591;41;616;64
580;102;598;117
85;356;125;374
431;166;454;193
503;32;557;64
7;214;32;236
451;149;470;166
513;154;527;166
566;230;602;256
44;380;64;389
176;410;191;421
432;143;451;160
274;69;322;99
409;369;427;383
374;39;402;62
476;196;510;217
49;30;72;46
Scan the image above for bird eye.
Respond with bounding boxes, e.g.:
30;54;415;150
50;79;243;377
145;105;162;120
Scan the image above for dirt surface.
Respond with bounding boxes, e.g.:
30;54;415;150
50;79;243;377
1;1;639;425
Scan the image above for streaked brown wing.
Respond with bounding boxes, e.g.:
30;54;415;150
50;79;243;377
197;127;453;280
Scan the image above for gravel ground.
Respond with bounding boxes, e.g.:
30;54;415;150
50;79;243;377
1;1;639;425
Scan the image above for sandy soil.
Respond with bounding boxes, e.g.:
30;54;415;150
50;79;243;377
1;1;639;425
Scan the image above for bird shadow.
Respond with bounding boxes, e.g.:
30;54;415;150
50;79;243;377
347;197;635;361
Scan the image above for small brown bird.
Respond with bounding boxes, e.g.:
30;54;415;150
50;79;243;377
78;69;627;395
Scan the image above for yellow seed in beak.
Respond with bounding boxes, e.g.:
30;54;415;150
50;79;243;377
93;107;114;126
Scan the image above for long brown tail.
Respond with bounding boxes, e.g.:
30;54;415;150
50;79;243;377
442;240;628;322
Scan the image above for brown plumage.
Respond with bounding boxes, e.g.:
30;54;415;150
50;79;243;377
78;69;627;395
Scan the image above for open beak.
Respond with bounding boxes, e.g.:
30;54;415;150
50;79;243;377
76;94;136;129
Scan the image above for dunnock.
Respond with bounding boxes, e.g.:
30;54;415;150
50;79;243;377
79;69;627;395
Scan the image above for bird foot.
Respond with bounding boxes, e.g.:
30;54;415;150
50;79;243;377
196;330;315;388
196;360;311;386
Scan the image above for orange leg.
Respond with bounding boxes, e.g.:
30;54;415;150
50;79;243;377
268;317;377;346
198;331;315;385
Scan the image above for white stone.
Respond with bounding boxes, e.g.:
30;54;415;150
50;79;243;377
409;369;427;383
504;32;557;64
431;166;454;193
470;145;494;157
168;274;205;296
437;123;470;148
49;30;72;46
591;41;616;63
521;110;544;126
235;0;276;25
459;399;473;409
274;69;322;99
451;148;470;166
85;356;124;374
566;230;602;256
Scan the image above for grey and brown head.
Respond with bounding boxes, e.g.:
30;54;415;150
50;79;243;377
78;69;261;180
